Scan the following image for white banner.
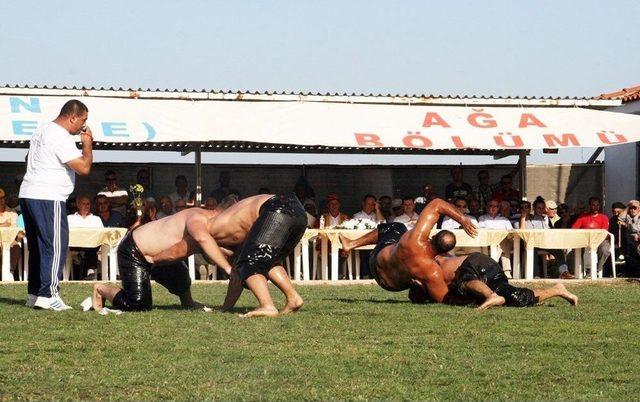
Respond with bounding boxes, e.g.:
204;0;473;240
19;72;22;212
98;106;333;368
2;95;639;150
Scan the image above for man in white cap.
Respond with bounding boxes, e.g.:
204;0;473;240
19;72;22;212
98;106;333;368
545;200;560;226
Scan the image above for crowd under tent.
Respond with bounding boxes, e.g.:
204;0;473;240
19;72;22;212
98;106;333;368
1;85;639;204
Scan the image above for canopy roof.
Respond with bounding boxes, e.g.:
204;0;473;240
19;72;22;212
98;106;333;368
1;85;635;154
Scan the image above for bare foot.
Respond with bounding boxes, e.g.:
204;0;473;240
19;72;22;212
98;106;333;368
92;284;104;311
281;294;304;314
554;283;578;306
477;293;506;310
339;234;353;253
239;306;279;318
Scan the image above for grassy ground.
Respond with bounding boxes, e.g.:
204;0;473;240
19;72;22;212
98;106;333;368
1;281;640;401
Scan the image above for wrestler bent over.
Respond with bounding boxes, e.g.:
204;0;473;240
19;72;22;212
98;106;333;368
212;194;308;317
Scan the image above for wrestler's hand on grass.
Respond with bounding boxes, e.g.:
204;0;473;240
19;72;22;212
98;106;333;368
461;218;478;238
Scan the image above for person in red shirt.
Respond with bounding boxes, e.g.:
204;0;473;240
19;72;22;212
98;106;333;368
490;175;521;204
571;196;611;275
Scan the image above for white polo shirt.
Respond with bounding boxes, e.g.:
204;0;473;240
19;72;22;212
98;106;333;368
19;122;81;201
478;214;513;230
67;212;104;228
441;215;479;230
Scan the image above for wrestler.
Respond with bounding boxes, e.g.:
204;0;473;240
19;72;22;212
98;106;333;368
339;198;478;304
207;193;308;318
139;193;307;317
90;205;234;312
424;252;578;309
341;199;577;309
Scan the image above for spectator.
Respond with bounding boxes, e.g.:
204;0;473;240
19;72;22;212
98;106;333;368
573;200;586;217
130;198;159;231
66;196;78;215
517;197;573;279
609;201;627;275
378;195;393;222
621;200;640;277
414;183;437;214
393;197;420;230
391;198;404;220
209;171;240;203
545;200;560;226
478;201;513;230
319;194;350;228
218;194;240;211
95;194;126;228
294;182;314;207
6;174;23;213
67;194;103;280
445;166;473;202
97;170;129;215
145;197;156;209
353;194;378;222
67;194;104;228
468;199;482;220
474;170;500;213
174;198;188;213
0;188;18;225
441;197;479;230
303;199;317;228
169;175;191;206
203;196;218;211
0;188;21;280
156;196;174;219
478;200;514;275
499;200;517;224
571;196;610;276
553;203;572;228
491;175;521;204
135;168;156;200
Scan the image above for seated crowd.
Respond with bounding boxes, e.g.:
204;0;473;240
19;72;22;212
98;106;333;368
1;167;637;281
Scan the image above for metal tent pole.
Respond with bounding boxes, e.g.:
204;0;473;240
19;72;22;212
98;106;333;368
519;151;527;200
195;144;202;206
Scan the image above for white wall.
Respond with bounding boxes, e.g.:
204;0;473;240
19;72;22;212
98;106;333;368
604;100;640;205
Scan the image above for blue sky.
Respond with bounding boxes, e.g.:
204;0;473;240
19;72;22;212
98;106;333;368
1;0;638;165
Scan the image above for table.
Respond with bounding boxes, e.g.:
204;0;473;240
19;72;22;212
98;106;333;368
295;228;512;282
2;227;128;282
293;228;611;282
512;229;610;280
64;227;129;281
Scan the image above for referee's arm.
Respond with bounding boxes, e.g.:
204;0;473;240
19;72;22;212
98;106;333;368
66;128;94;176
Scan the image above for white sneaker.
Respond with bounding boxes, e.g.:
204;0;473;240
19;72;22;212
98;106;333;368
26;294;37;308
34;296;73;311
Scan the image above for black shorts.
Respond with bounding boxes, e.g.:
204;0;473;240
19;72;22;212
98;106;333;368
235;194;307;281
112;232;192;311
369;223;407;291
453;252;536;307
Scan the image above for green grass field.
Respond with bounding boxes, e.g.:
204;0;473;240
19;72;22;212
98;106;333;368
1;281;640;401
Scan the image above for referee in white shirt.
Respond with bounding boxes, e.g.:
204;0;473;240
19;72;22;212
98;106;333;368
19;100;93;311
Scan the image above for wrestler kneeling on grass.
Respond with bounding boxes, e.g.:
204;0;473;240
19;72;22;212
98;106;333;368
90;204;237;312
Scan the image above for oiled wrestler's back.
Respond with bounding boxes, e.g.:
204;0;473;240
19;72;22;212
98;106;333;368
209;194;273;246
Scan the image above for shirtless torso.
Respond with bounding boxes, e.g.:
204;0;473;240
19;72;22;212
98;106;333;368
134;195;273;272
342;199;477;303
